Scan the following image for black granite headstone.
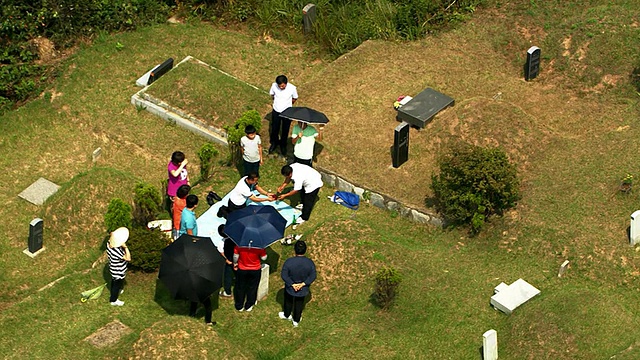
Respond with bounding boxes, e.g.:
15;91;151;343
396;88;454;129
147;58;174;85
524;46;541;81
392;122;410;168
28;218;43;253
303;4;317;34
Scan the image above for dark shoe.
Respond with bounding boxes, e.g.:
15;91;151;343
268;144;277;154
280;147;287;156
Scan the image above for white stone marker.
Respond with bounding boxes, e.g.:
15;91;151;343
257;263;270;301
630;210;640;245
483;329;498;360
557;260;570;277
92;147;102;162
490;278;540;315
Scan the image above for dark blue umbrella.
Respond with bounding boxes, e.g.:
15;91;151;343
158;234;225;302
280;106;330;124
225;205;287;249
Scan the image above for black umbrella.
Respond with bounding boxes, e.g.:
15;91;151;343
225;205;287;249
280;106;329;124
158;234;225;303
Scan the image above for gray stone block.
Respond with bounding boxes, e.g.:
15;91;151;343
399;206;411;218
320;172;336;188
353;186;365;199
429;216;443;227
257;263;270;302
369;193;385;209
336;177;354;192
411;210;431;224
386;201;399;211
18;178;61;206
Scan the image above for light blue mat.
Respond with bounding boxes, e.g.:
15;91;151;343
196;191;301;249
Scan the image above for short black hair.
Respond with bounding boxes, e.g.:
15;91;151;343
245;125;256;134
275;75;288;85
281;165;293;177
176;184;191;199
247;173;259;181
171;151;185;165
186;194;198;208
217;224;226;237
294;240;307;255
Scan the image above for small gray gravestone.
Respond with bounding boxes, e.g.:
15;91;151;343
558;260;570;277
92;147;102;163
24;218;45;258
257;263;270;301
525;46;541;81
303;4;317;34
630;210;640;245
18;177;61;206
482;329;498;360
392;122;410;168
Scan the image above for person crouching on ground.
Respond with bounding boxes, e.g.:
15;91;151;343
107;227;131;306
277;163;323;225
280;240;316;327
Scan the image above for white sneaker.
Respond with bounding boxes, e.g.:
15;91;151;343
245;306;254;312
295;217;306;225
110;300;124;306
295;204;304;210
292;321;299;328
220;291;232;297
278;312;292;321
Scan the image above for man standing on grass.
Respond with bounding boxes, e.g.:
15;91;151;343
179;194;198;236
277;163;323;225
269;75;298;156
233;245;267;312
279;240;316;328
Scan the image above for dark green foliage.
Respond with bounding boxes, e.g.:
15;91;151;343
104;198;133;233
197;143;219;181
431;143;520;233
373;267;401;310
133;182;162;227
127;226;168;272
224;109;262;165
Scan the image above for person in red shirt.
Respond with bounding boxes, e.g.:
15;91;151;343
233;246;267;312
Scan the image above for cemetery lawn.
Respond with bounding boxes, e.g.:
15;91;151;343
1;1;640;358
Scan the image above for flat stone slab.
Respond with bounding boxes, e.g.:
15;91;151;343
490;278;540;315
84;320;132;348
18;177;61;205
396;88;454;129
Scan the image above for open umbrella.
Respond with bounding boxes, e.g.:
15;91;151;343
225;205;287;249
158;234;225;303
280;107;330;124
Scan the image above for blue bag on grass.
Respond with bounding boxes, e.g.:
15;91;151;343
332;191;360;210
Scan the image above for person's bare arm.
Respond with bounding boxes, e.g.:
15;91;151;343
170;159;188;177
122;245;131;262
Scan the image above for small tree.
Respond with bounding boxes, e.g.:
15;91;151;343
197;143;219;181
127;227;167;272
224;109;262;165
431;143;520;233
133;182;162;227
373;267;402;310
104;198;132;233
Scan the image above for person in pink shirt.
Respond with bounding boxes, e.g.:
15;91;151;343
167;151;190;200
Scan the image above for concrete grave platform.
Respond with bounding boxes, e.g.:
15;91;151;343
18;177;61;206
84;320;132;348
490;278;540;315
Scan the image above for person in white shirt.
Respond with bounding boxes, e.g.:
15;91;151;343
277;163;323;224
291;121;323;167
228;174;275;213
269;75;298;156
240;125;263;177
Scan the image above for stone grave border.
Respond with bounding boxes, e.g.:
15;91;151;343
131;57;443;228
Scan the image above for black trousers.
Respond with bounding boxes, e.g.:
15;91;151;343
189;297;212;323
283;291;306;323
110;277;124;302
227;200;247;214
293;156;313;167
234;269;261;310
243;160;260;177
270;110;292;153
300;187;320;221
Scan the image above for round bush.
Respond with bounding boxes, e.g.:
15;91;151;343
133;182;162;227
127;226;168;272
104;198;132;233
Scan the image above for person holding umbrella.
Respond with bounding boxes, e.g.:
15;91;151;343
279;240;316;328
233;245;267;312
291;121;323;167
269;75;298;156
107;227;131;306
277;163;323;225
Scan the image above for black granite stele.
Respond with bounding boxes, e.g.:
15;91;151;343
392;122;410;168
148;58;174;85
525;46;541;81
396;88;454;129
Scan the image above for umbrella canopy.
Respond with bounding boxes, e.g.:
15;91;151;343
280;106;329;124
225;205;287;249
158;234;225;303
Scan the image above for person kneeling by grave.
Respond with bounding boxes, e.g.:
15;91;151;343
227;173;275;213
277;164;323;225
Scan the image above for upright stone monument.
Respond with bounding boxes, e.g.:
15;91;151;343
524;46;541;81
147;58;174;85
24;218;45;257
482;329;498;360
257;263;270;301
303;4;317;34
392;122;410;168
630;210;640;245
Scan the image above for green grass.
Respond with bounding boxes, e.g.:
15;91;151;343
145;58;271;129
2;1;640;359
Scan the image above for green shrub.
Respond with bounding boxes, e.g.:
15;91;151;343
133;182;162;227
430;143;520;233
373;266;401;310
127;226;168;272
197;143;219;181
104;198;132;233
224;109;262;165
